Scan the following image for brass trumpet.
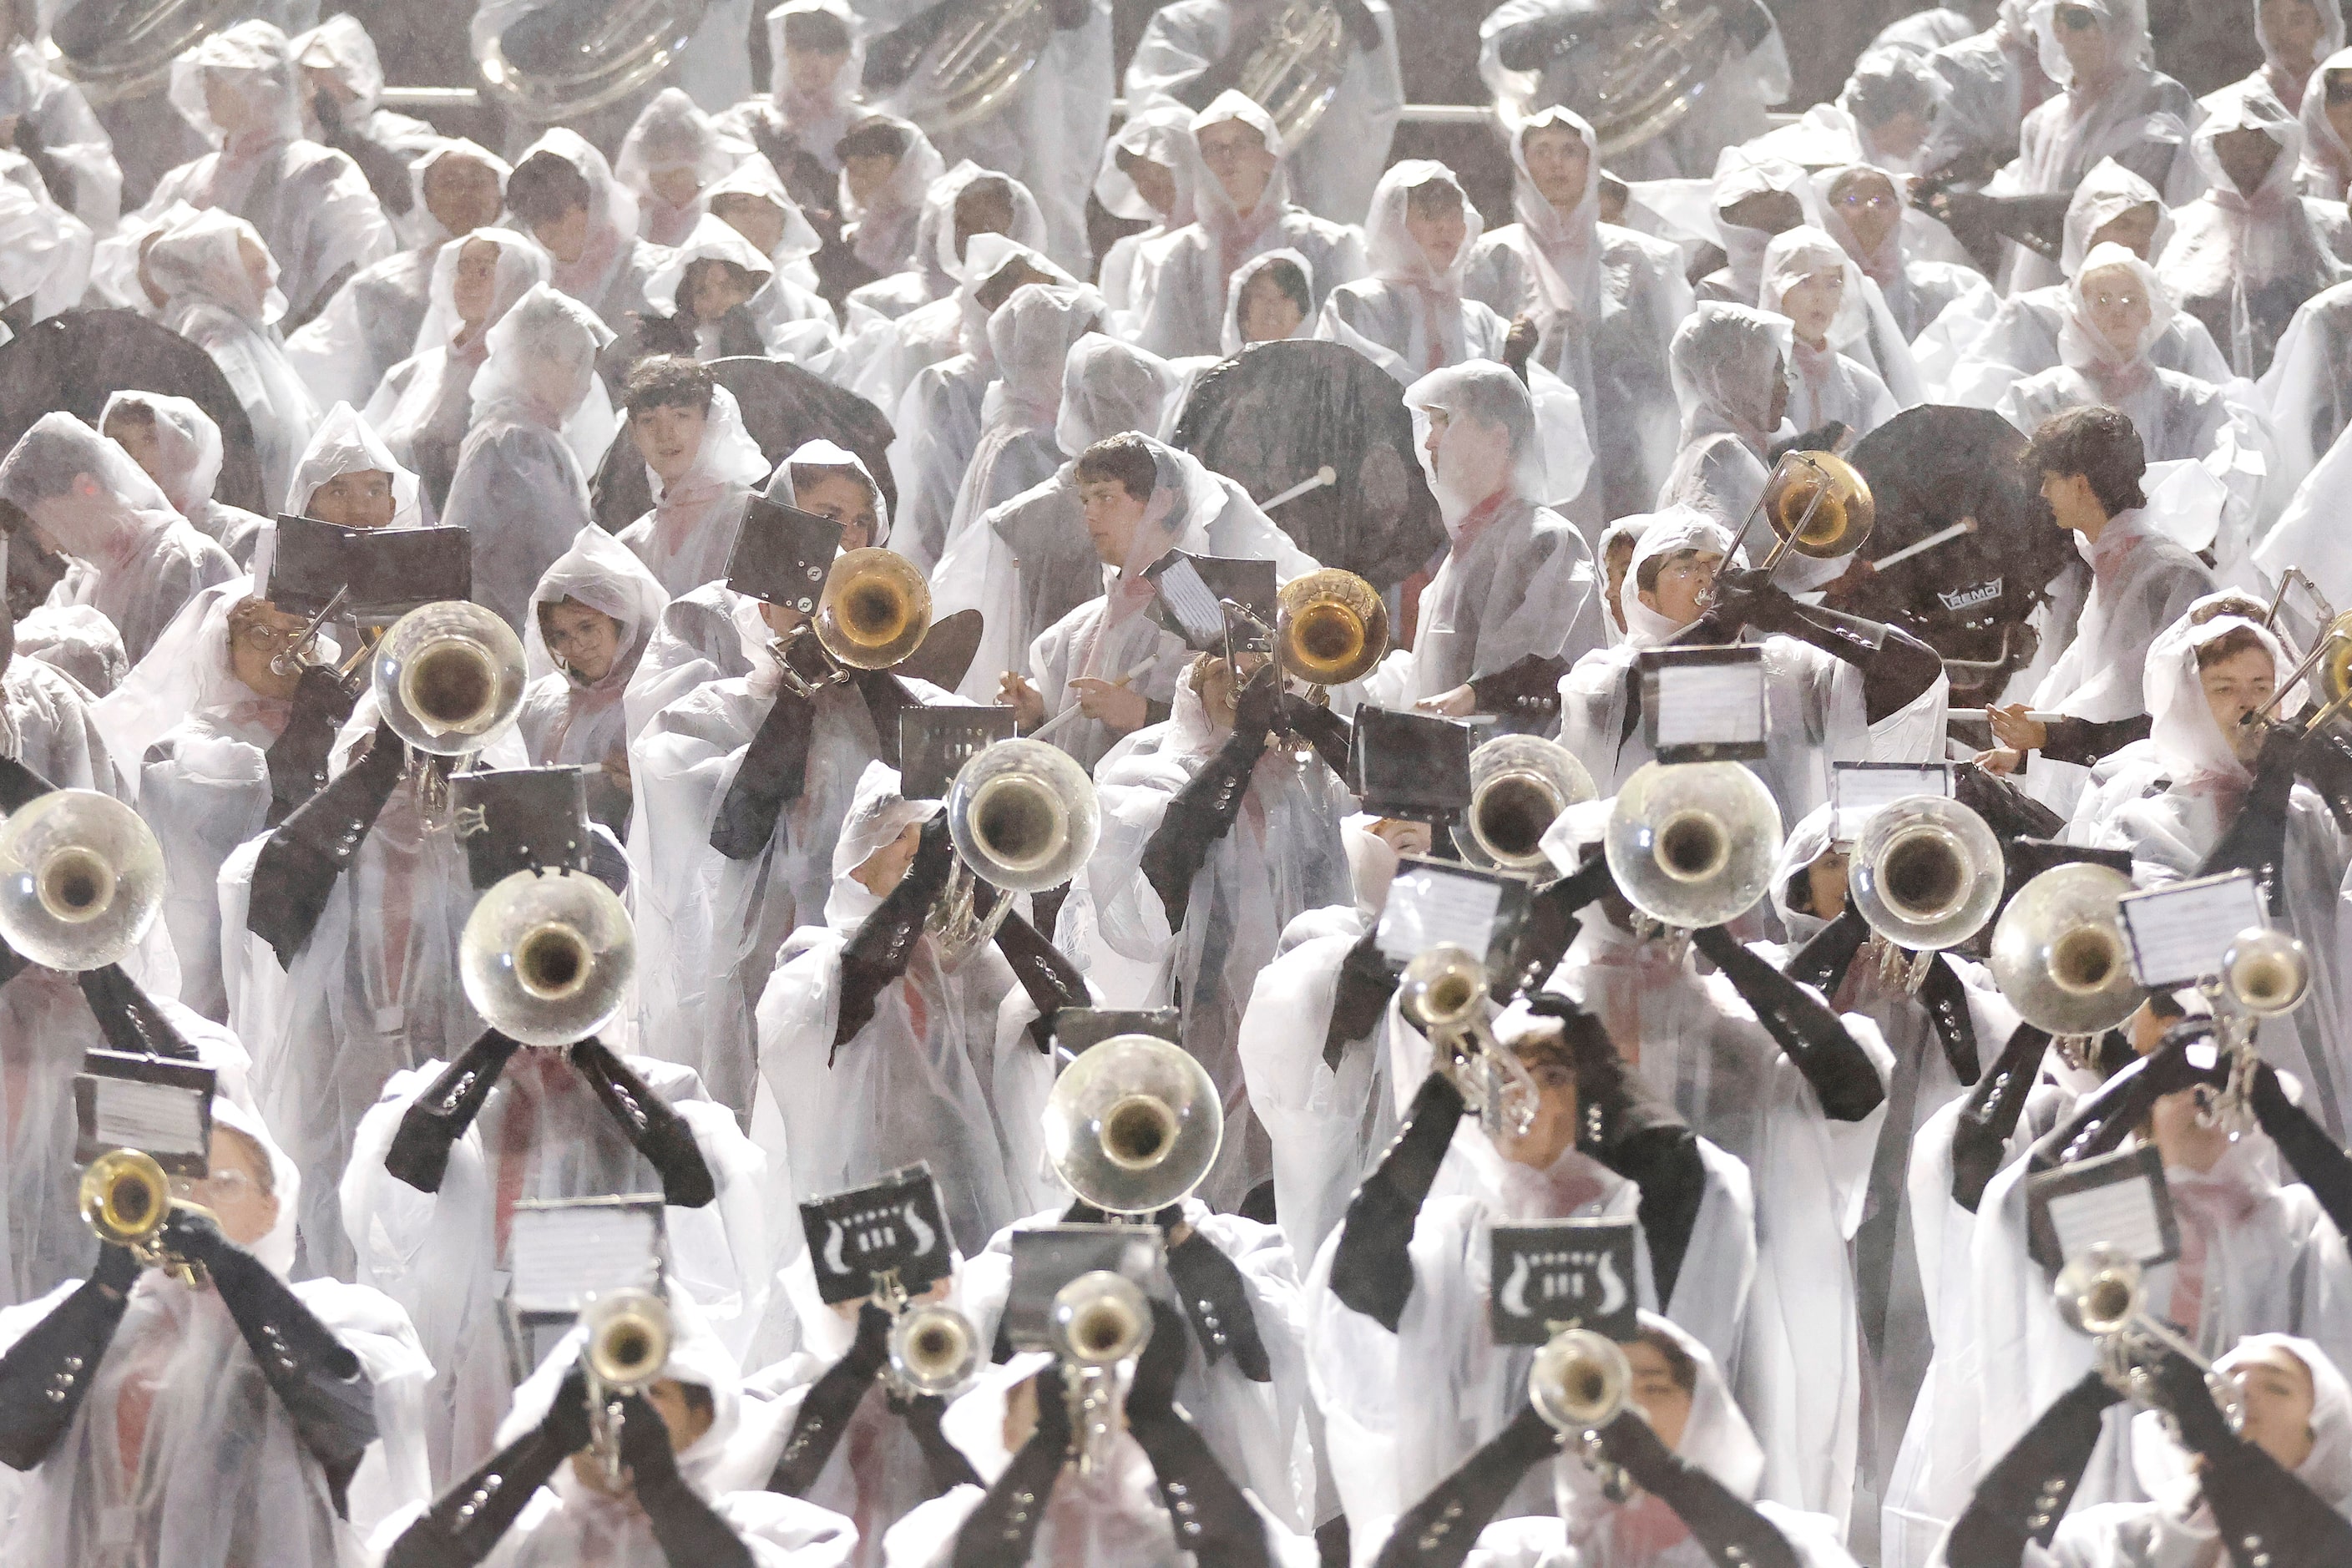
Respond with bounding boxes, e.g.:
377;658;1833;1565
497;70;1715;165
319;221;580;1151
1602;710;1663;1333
2055;1245;2242;1429
1454;736;1596;872
80;1148;208;1286
1399;944;1542;1138
888;1302;981;1398
1274;569;1388;688
1530;1328;1631;1433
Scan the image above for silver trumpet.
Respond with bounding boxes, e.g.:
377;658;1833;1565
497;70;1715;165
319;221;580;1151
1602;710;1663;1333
2054;1246;2242;1437
2203;925;2313;1132
1530;1327;1636;1502
888;1302;981;1399
581;1287;672;1487
1052;1270;1151;1477
1399;944;1542;1139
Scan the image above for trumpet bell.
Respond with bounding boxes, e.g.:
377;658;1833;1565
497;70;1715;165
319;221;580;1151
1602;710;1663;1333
1530;1328;1631;1434
890;1303;981;1396
2054;1244;2142;1338
1852;796;2003;952
816;549;932;670
1988;863;2143;1039
80;1147;172;1247
458;869;635;1047
583;1287;672;1392
1399;944;1490;1034
1051;1271;1151;1368
1044;1034;1223;1214
1452;736;1596;870
1275;569;1389;686
0;789;164;971
947;739;1100;893
1604;761;1782;930
1764;452;1875;559
372;601;528;757
2223;926;2310;1018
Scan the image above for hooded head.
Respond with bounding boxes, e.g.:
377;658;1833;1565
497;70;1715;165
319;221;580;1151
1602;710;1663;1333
143;208;286;327
2299;45;2352;195
765;438;892;550
984;281;1106;434
2255;0;2349;104
1190;91;1291;233
291;13;385;123
1839;46;1947;173
2193;85;2309;209
91;580;290;777
613;87;736;225
701;154;822;267
412;225;548;358
826;760;944;928
168;19;301;151
1363;159;1485;292
2061;158;2174;274
2031;0;2153;90
468;282;617;430
1669;302;1794;451
284;403;423;529
2061;240;2175;371
2132;1333;2352;1508
0;411;183;562
409;138;513;247
1219;247;1315;354
1057;336;1178;457
507;129;640;286
1817;164;1912;286
2141;601;2303;791
916;161;1049;296
766;0;864;122
526;523;670;695
98;391;225;521
645;212;780;326
1759;225;1869;352
1094;101;1198;229
1619;506;1739;647
1709;154;1818;302
1406;361;1549;530
1557;1312;1767;1535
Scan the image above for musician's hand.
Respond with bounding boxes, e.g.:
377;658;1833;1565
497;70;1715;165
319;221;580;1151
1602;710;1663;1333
540;1363;594;1454
999;671;1045;731
1504;313;1540;380
1232;660;1282;739
1414;684;1479;717
1070;677;1148;731
1986;703;2047;752
1973;746;2024;776
603;750;633;796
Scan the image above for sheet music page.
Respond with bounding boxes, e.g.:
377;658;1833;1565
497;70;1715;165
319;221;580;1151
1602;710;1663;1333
1378;867;1505;964
509;1206;663;1313
1832;762;1953;841
2119;872;2267;989
90;1079;208;1159
1156;559;1224;642
1653;662;1767;750
2047;1179;2169;1269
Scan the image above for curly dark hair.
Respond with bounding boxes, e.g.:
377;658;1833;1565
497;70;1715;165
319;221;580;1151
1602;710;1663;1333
2025;405;2148;518
504;151;594;230
1073;433;1159;503
623;355;716;420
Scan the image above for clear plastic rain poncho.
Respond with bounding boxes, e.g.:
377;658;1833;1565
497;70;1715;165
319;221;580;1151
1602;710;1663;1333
1056;661;1356;1204
509;128;663;336
342;1041;770;1485
0;37;122;231
283;401;426;532
1815;163;1986;344
142;205;322;512
2049;1334;2352;1565
518;524;670;835
1128;91;1368;361
92;581;286;1019
1991;0;2200;291
1355;362;1601;711
847;157;1048;334
1926;159;2231;407
2250;286;2352;594
0;1095;436;1565
614;383;771;599
691;160;838;360
750;760;1055;1258
1656;301;1791;529
1095;103;1200;334
1316;159;1510;385
15;606;126;698
1694;153;1820;306
2159;87;2349;378
1922;0;2053;175
1302;1012;1759;1550
142;18;395;328
615;87;740;249
282;138;513;420
1758;226;1907;443
290;14;440;189
837;114;945;285
98;389;268;568
2215;0;2348;114
0;411;239;665
0;166;91;331
442;282;615;631
2298;45;2352;195
364;225;551;515
1480;0;1790;183
426;1287;857;1565
1126;0;1401;225
1465;107;1695;523
751;0;863;181
1019;435;1313;770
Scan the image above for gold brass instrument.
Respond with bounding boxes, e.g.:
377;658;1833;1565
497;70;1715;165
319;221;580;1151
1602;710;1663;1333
372;601;529;759
1850;795;2004;961
2261;567;2337;647
1453;736;1597;871
888;1302;982;1398
2247;609;2352;734
876;0;1055;135
934;737;1102;965
1052;1269;1151;1476
1274;569;1388;688
1043;1034;1223;1214
458;868;636;1048
2055;1246;2243;1431
1399;944;1543;1139
0;789;165;972
1756;451;1874;570
1987;863;2144;1046
816;549;933;670
79;1148;210;1287
1601;760;1782;933
1505;0;1773;159
477;0;714;124
582;1287;673;1486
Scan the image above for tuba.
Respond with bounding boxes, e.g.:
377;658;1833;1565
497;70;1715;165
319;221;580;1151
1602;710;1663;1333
1453;736;1596;872
1230;0;1357;151
1602;760;1782;932
0;789;165;972
1399;944;1543;1138
867;0;1055;136
889;1302;981;1398
1274;568;1388;688
372;601;529;758
1500;0;1773;157
47;0;244;104
1987;862;2143;1042
582;1286;673;1485
1043;1034;1223;1214
458;867;635;1047
477;0;714;124
1850;795;2003;954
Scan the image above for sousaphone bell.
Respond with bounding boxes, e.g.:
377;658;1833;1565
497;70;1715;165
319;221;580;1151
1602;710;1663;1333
0;789;165;972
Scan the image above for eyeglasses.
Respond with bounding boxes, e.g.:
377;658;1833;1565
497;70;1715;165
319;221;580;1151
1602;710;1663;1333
1835;191;1899;213
169;1167;258;1206
234;622;299;652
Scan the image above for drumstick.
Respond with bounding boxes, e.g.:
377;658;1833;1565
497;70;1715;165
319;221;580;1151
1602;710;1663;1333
1261;466;1339;511
1865;516;1979;571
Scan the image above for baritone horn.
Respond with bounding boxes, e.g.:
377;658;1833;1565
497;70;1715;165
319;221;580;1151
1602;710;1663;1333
1454;736;1596;870
458;868;636;1047
372;601;528;756
1602;760;1782;931
1275;569;1388;687
1988;862;2143;1040
867;0;1055;134
1399;944;1542;1137
946;738;1101;893
816;548;932;670
1850;795;2003;953
1043;1034;1223;1214
0;788;165;972
889;1302;980;1397
1530;1328;1632;1434
477;0;711;123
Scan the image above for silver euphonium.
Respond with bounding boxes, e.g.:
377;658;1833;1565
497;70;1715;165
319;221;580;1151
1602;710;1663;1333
476;0;714;124
1044;1034;1223;1214
1453;736;1596;872
1052;1269;1151;1476
1398;944;1542;1139
1988;863;2144;1055
1231;2;1358;169
458;867;635;1047
932;738;1101;964
581;1287;673;1486
1850;795;2004;989
1602;760;1782;933
0;789;165;973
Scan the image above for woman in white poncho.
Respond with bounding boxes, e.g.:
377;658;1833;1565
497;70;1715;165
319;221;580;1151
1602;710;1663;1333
751;761;1055;1259
614;361;773;600
1816;163;1985;345
615;87;739;249
97;390;269;569
1655;302;1789;531
0;411;237;666
1758;226;1907;443
1093;104;1199;337
442;282;615;632
519;524;670;837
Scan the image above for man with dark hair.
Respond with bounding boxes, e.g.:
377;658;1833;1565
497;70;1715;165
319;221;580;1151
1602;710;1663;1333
615;355;769;596
1978;404;2217;803
503;151;594;240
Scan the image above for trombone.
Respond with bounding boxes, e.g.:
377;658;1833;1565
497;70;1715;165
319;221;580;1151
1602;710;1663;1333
1666;449;1875;646
1272;569;1388;688
80;1148;209;1287
771;549;933;700
581;1287;671;1487
1398;944;1542;1139
2243;609;2352;736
